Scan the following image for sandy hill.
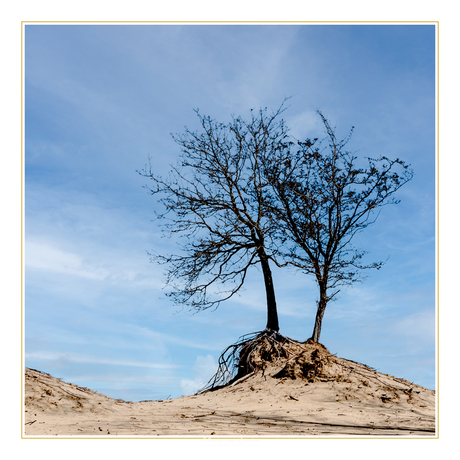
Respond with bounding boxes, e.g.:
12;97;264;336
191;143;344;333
24;341;436;437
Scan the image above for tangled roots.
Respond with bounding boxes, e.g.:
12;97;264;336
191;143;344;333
199;329;296;393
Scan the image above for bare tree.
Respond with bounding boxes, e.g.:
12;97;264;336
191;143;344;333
139;106;290;332
264;111;414;343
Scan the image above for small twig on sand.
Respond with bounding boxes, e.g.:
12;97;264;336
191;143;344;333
230;372;255;387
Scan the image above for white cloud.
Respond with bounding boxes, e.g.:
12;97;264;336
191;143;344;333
393;309;436;346
179;354;217;395
25;239;108;280
286;109;323;140
25;233;165;290
25;351;178;369
123;324;222;351
25;183;168;292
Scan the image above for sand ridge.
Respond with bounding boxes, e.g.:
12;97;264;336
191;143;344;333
24;343;436;437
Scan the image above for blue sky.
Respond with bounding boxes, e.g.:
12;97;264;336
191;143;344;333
24;24;436;401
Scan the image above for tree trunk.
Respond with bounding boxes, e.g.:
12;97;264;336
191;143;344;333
258;249;279;332
311;282;327;343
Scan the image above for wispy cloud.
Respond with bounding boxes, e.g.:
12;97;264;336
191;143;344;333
392;309;436;350
25;351;179;369
180;354;217;395
122;324;222;351
25;237;163;288
26;239;109;281
286;109;325;140
25;182;167;293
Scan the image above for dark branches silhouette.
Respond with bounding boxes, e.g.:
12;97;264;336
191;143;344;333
140;104;413;389
139;105;290;332
264;110;413;342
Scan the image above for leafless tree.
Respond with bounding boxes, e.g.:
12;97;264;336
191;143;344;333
264;111;414;343
139;106;290;332
139;106;413;389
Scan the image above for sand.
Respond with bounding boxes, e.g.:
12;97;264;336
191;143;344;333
23;342;436;437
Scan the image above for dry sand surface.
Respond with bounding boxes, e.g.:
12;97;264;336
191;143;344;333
24;342;436;437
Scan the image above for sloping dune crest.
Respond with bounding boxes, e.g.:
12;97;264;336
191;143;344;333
24;342;436;437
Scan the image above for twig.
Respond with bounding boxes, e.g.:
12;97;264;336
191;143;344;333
230;371;255;387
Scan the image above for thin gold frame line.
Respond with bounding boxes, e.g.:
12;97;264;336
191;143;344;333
22;433;437;440
21;20;24;438
22;433;436;440
20;20;440;440
21;20;439;25
435;20;440;437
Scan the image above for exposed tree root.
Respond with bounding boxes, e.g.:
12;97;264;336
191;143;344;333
198;330;423;402
199;329;298;393
199;331;408;396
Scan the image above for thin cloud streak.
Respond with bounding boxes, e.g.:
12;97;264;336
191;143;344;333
25;351;179;369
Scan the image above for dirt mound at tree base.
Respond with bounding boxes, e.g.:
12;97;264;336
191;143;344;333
228;340;431;409
270;341;331;381
230;338;331;382
201;331;336;391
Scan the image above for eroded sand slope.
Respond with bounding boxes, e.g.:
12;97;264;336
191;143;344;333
24;343;435;437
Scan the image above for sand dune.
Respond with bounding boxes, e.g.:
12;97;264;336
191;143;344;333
24;342;436;437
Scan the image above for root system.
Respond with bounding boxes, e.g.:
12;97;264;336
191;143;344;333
199;330;333;392
198;331;420;403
